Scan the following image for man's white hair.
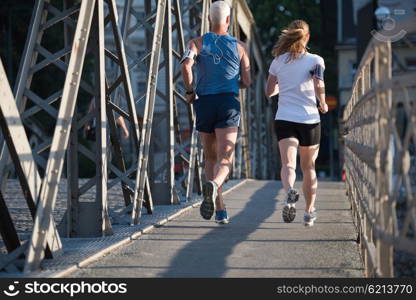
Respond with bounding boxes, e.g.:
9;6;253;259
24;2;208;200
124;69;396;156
209;1;231;25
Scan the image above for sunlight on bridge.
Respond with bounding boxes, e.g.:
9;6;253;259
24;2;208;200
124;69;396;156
0;0;414;279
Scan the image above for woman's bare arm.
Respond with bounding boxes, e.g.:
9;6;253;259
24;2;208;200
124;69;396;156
265;74;279;98
313;77;328;113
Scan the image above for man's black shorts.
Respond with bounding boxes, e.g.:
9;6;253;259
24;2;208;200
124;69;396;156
274;120;321;146
193;93;240;133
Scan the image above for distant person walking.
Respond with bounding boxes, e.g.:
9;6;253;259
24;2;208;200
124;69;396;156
265;20;328;226
84;99;130;140
181;1;251;224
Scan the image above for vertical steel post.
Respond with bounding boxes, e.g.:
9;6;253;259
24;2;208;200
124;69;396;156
24;0;97;273
131;0;167;224
149;0;177;205
95;0;112;236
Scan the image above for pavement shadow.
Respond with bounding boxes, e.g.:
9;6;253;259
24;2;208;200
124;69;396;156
160;181;281;277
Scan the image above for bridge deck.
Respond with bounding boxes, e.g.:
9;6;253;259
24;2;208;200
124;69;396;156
70;180;364;278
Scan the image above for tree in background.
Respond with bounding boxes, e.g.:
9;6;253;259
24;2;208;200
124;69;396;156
0;0;34;86
247;0;337;94
248;0;321;62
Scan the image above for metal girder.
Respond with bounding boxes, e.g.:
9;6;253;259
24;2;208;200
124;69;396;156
130;0;167;224
181;0;211;196
227;0;276;180
108;0;154;216
230;0;250;179
124;0;208;224
0;0;48;190
163;0;204;203
150;0;178;206
0;191;19;253
0;58;63;273
0;0;149;244
4;0;147;272
94;0;112;237
23;0;97;273
64;0;155;236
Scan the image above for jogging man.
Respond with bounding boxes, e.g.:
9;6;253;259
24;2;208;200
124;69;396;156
181;1;251;224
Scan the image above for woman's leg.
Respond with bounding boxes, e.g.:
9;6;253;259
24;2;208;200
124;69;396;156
299;145;320;213
278;138;299;192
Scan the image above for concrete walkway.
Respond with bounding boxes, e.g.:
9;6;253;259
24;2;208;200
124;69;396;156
70;180;364;278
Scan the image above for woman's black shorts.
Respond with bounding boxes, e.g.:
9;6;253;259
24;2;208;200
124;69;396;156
274;120;321;146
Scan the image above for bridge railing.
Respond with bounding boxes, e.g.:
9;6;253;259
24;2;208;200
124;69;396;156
342;17;416;277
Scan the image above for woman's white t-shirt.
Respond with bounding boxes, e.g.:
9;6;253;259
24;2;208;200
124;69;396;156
268;52;325;124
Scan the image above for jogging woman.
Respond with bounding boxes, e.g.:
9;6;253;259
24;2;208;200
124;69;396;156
265;20;328;226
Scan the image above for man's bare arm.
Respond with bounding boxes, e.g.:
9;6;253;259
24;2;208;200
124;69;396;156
237;41;251;88
180;38;202;103
181;40;198;92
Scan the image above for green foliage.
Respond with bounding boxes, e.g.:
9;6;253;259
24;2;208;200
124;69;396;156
247;0;337;97
247;0;321;64
247;0;340;176
0;0;34;86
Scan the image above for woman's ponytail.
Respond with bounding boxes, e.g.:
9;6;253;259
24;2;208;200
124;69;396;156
272;20;309;62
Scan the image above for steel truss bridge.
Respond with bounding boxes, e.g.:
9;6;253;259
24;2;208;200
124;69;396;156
0;0;414;278
0;0;276;274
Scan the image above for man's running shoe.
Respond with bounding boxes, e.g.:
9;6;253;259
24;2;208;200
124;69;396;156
200;181;217;220
304;209;317;227
215;210;229;224
282;188;299;223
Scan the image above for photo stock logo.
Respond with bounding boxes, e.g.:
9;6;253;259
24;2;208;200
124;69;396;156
2;280;128;297
3;281;20;297
371;6;407;42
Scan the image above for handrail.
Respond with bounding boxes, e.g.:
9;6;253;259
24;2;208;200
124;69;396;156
342;16;416;277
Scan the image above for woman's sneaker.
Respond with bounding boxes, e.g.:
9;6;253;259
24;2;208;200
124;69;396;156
282;188;299;223
200;181;217;220
304;209;317;227
215;210;229;224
